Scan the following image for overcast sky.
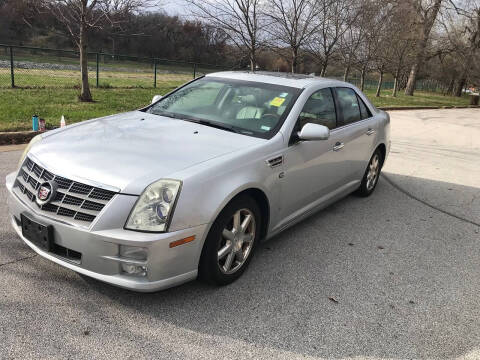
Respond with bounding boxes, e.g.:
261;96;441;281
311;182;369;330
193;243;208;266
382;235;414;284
159;0;190;16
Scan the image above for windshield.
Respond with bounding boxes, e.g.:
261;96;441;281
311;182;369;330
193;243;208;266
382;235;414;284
147;77;300;138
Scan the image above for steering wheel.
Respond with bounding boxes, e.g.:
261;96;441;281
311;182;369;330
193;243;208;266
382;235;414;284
260;113;279;123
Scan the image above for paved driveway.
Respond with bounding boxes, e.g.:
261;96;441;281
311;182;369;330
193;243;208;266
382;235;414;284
0;109;479;359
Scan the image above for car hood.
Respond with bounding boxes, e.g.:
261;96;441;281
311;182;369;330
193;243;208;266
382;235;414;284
29;111;264;194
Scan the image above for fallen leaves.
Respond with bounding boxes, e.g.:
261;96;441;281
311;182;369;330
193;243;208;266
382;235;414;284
328;296;339;304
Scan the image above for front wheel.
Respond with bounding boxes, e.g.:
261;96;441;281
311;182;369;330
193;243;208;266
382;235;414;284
356;149;383;197
199;195;261;286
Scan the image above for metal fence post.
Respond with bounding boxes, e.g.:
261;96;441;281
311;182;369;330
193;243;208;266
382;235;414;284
193;63;196;79
154;59;157;88
9;45;14;88
96;53;99;88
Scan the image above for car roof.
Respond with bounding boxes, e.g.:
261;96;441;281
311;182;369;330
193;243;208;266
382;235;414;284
205;71;351;89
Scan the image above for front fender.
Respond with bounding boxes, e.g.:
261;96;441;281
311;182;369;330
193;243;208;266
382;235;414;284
167;136;285;235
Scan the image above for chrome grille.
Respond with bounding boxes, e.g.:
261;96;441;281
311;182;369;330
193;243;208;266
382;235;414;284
14;157;117;226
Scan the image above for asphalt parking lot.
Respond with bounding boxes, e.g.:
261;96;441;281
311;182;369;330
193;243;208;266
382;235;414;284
1;109;479;359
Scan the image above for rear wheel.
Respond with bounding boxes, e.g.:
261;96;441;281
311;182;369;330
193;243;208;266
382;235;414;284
199;195;261;285
356;148;383;197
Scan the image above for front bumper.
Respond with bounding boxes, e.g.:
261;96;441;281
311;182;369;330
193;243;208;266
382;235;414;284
6;172;209;292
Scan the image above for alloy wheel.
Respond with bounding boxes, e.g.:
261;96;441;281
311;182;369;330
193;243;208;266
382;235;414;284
217;208;256;275
366;153;380;191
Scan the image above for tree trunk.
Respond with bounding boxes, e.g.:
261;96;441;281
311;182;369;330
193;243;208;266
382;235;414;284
404;61;419;96
249;46;256;71
360;68;366;92
375;70;383;97
320;60;328;77
392;69;400;97
291;47;298;73
401;74;408;90
405;0;442;96
454;77;466;97
445;78;454;96
79;15;92;101
343;65;350;82
392;77;398;97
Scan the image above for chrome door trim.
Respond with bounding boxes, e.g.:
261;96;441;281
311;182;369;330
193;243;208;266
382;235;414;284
329;116;374;134
333;142;345;151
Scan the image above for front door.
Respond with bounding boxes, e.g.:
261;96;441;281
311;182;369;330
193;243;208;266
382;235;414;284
279;88;351;226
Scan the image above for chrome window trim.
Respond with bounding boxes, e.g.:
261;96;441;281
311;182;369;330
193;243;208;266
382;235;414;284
330;116;374;134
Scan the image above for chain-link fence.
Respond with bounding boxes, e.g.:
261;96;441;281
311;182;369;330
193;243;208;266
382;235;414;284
0;44;230;89
0;44;444;92
331;76;442;93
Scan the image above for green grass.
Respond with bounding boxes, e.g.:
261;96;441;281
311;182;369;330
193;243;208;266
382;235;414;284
363;89;470;108
0;86;181;132
0;83;472;132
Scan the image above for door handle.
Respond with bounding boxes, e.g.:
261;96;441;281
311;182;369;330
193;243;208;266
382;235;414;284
366;128;375;136
333;142;344;151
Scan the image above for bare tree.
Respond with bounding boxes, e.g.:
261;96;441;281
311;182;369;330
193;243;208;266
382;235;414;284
361;1;393;96
265;0;318;73
443;0;480;96
403;0;443;96
376;2;416;96
187;0;263;71
306;0;358;77
39;0;148;101
339;20;363;81
349;0;384;91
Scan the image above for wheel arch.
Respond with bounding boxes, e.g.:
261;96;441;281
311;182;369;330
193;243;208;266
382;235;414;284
209;186;271;242
376;143;386;166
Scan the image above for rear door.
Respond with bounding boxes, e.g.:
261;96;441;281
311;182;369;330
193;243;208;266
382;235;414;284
333;87;377;182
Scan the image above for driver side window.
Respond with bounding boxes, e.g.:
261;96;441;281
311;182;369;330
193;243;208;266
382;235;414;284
297;88;337;131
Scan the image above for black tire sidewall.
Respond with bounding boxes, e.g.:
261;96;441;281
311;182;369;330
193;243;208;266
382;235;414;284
199;195;261;286
357;149;383;197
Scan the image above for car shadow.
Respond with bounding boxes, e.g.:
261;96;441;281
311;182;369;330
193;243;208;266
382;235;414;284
71;174;480;359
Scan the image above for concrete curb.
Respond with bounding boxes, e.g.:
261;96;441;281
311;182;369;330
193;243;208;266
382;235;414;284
0;130;40;146
379;105;480;111
0;106;478;145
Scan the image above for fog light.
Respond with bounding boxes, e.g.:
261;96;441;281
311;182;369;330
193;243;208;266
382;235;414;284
120;245;147;260
121;263;147;276
119;245;147;276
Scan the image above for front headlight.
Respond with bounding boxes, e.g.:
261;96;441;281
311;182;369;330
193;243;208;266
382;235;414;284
18;134;43;169
125;179;182;232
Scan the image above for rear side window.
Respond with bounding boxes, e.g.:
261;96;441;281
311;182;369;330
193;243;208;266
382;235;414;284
335;87;361;125
357;95;372;119
297;88;337;130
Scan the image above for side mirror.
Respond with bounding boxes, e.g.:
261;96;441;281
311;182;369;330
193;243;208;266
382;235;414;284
151;95;163;104
298;123;330;141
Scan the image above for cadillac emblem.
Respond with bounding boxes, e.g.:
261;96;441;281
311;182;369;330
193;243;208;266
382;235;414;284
36;181;57;206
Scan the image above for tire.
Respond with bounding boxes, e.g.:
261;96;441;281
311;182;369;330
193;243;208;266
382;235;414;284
199;195;261;286
356;148;383;197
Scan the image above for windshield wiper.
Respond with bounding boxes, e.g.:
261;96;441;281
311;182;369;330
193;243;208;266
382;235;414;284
151;110;242;134
151;110;180;119
181;117;242;134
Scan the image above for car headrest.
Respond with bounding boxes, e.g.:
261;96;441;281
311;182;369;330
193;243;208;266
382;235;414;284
236;106;264;120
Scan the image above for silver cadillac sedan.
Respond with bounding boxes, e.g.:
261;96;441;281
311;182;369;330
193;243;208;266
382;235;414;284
5;71;390;291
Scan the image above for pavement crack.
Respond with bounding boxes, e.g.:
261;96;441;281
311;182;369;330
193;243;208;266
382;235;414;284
0;254;37;268
382;174;480;228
